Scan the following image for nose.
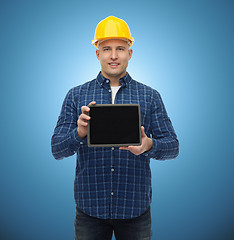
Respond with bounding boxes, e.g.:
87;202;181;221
111;49;117;60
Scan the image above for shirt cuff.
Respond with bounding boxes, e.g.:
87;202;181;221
142;138;161;159
69;128;87;153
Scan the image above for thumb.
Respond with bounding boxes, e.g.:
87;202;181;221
141;126;146;137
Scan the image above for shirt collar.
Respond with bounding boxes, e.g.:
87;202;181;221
96;71;132;87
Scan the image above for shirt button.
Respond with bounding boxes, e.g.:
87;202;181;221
111;168;114;172
109;89;112;92
111;192;114;196
106;80;109;83
80;142;83;145
111;147;114;150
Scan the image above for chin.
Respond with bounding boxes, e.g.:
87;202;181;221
110;73;123;78
109;69;124;76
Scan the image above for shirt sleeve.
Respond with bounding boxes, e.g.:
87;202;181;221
142;90;179;160
51;88;85;160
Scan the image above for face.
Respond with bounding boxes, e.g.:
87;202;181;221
96;39;133;81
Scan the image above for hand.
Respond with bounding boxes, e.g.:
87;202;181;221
77;101;96;139
119;126;153;155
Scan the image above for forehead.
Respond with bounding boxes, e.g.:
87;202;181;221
99;39;129;48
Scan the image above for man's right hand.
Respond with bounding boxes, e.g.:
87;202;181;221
77;101;96;139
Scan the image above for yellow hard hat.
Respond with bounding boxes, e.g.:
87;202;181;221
92;16;134;49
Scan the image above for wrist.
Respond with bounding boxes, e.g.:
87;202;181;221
145;137;153;152
77;127;86;139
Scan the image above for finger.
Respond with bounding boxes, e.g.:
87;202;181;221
119;146;136;150
80;113;90;121
81;105;90;114
81;101;96;114
78;113;90;125
78;117;88;126
79;120;88;127
87;101;96;109
141;126;146;137
119;146;130;150
88;101;96;106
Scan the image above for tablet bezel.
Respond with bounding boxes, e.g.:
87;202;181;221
87;104;142;147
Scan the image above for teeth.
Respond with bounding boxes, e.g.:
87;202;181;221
110;63;118;65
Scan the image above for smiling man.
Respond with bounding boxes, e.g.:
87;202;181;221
51;16;179;240
96;39;133;86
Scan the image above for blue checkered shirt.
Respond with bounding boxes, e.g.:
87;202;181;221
51;72;179;219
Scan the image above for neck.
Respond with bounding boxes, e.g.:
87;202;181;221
101;71;126;87
110;80;121;87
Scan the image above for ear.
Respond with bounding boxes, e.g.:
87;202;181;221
96;49;100;60
128;49;133;60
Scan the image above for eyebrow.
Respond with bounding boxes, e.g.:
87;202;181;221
102;46;126;49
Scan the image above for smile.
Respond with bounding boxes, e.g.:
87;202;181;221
108;63;120;66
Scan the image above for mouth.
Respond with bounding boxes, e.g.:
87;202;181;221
108;62;120;68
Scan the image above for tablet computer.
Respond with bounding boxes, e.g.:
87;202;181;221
87;104;142;147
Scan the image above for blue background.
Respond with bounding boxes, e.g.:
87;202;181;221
1;0;233;239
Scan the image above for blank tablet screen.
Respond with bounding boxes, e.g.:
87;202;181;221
87;104;141;147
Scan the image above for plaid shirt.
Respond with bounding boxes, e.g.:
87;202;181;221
51;72;179;219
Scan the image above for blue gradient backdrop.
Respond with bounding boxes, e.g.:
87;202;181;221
1;0;233;239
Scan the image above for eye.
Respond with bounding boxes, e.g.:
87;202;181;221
103;48;110;51
118;47;125;51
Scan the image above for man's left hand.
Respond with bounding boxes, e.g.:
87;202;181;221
119;126;153;155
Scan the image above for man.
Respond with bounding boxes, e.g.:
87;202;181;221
51;16;179;240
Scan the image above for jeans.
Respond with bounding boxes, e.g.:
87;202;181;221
74;206;152;240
